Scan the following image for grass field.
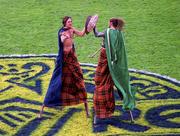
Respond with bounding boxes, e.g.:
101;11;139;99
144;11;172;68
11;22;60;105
0;1;180;135
0;0;180;136
0;0;179;80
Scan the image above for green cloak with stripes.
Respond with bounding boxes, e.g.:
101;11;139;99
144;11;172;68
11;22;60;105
104;28;136;110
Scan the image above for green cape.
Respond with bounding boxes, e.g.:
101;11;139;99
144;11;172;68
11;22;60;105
104;28;136;110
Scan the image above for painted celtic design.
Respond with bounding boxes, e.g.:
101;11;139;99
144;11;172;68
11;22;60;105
0;56;179;135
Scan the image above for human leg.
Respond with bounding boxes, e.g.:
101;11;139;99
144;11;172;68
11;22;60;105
38;104;45;118
84;101;90;117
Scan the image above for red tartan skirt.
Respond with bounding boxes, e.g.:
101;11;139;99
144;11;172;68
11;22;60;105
93;48;115;118
60;49;87;106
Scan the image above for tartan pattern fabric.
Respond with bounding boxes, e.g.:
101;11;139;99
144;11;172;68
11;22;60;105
60;49;87;106
93;48;115;118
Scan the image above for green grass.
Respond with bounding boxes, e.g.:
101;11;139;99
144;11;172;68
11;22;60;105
0;0;179;80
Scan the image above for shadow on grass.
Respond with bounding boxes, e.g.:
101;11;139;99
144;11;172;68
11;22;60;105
93;106;150;133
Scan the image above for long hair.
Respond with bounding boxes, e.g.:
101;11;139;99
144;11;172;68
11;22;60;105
62;16;72;27
110;17;125;30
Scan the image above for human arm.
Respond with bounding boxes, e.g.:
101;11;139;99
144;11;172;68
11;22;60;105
93;26;105;37
73;27;86;37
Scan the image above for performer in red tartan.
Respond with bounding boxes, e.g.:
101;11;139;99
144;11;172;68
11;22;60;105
61;49;87;106
92;19;119;119
38;16;90;118
93;17;136;123
93;47;115;118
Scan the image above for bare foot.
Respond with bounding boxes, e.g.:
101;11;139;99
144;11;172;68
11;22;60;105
37;113;42;118
58;106;64;110
93;115;97;125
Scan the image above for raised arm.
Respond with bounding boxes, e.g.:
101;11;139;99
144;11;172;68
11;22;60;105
73;27;86;37
93;27;105;37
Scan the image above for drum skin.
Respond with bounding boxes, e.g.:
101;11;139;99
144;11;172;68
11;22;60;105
85;14;98;34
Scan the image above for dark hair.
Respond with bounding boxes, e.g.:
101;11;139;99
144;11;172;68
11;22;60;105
62;16;71;27
110;18;125;30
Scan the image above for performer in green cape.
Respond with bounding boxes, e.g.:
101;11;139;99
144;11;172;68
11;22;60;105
93;17;136;124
